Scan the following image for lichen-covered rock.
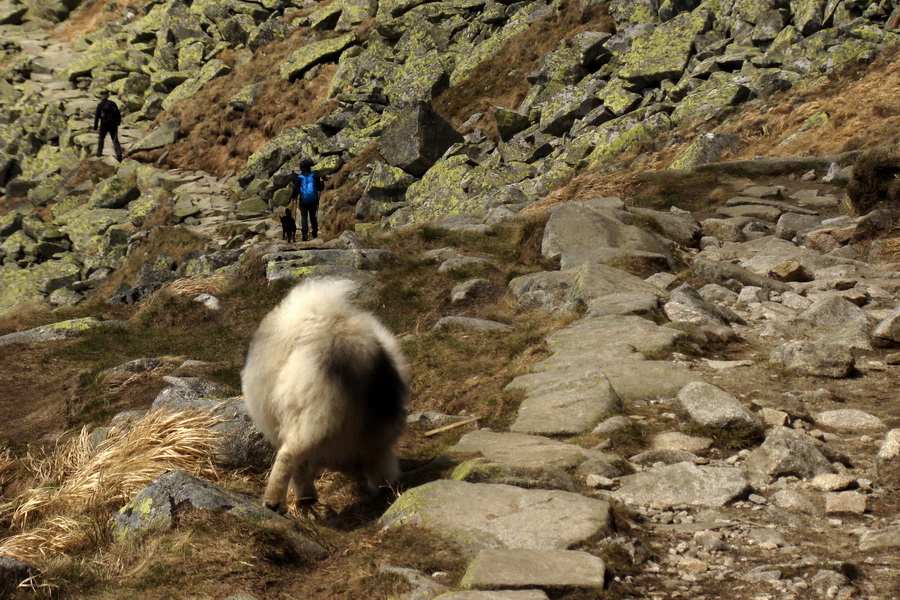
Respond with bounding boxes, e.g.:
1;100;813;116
57;205;130;255
450;0;550;85
380;480;612;557
377;102;463;177
670;132;741;169
130;118;181;153
0;316;126;346
110;471;327;559
238;125;329;185
162;59;232;110
619;8;711;84
280;33;357;81
90;176;141;209
670;77;750;128
384;51;449;105
228;83;263;111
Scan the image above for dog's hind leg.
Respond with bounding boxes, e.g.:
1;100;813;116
264;445;306;513
363;450;400;493
291;462;319;506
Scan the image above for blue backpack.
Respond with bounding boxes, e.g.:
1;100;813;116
296;173;319;204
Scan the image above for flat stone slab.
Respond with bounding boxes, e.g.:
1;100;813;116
437;592;549;600
510;371;622;436
460;548;605;591
547;315;684;359
813;409;887;433
0;317;128;346
612;462;750;508
433;316;516;333
380;480;612;557
859;525;900;551
450;430;609;470
676;382;764;433
590;360;704;404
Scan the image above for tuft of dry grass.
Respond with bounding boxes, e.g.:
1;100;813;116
167;274;229;298
0;410;223;561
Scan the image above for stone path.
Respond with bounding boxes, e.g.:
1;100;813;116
379;180;900;599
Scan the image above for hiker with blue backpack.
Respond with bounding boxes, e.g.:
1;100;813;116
291;159;325;241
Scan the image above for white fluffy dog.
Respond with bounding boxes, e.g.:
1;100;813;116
242;278;409;512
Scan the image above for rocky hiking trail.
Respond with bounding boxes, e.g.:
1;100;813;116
6;166;900;599
3;3;900;598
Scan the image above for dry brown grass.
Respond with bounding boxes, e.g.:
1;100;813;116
718;43;900;159
434;0;613;135
167;274;229;298
135;20;385;175
0;410;223;561
54;0;150;42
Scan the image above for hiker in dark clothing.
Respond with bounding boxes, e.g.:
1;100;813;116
94;90;123;161
281;207;297;243
290;159;325;242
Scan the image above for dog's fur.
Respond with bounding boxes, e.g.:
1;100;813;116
241;278;409;511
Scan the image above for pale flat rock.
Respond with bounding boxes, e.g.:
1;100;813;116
510;371;622;436
461;549;605;591
872;305;900;343
813;409;886;433
702;359;754;370
877;429;900;488
437;592;549;600
716;204;782;222
585;291;659;317
676;382;764;433
771;489;818;515
450;430;609;470
824;491;867;515
744;427;841;483
809;473;856;492
770;340;855;378
651;432;713;453
571;262;666;301
612;462;750;508
859;525;900;551
542;203;673;270
597;360;705;404
433;316;516;333
380;480;612;557
545;315;685;360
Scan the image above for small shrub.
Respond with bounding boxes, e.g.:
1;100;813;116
847;147;900;214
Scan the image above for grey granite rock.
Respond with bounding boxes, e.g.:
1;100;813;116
380;480;612;557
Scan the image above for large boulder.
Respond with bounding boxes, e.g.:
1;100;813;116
612;462;750;508
380;480;612;557
675;382;764;434
280;33;357;81
769;340;855;378
542;202;673;270
744;427;846;484
377;102;463;177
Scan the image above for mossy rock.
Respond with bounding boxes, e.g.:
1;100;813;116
670;77;750;128
619;8;712;85
280;33;357;81
90;176;142;209
162;59;231;110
